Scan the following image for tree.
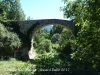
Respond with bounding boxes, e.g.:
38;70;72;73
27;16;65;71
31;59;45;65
61;0;100;69
38;39;52;53
0;0;7;20
27;16;33;20
2;0;25;20
33;28;50;49
60;28;72;47
50;25;63;37
0;23;21;57
0;0;25;59
51;33;61;44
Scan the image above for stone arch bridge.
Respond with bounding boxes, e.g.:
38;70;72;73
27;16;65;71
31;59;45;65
8;19;75;59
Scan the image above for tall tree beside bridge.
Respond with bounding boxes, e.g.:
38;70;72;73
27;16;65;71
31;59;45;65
0;0;25;58
61;0;100;70
1;0;25;21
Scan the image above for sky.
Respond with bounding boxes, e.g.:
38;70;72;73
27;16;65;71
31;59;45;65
20;0;66;20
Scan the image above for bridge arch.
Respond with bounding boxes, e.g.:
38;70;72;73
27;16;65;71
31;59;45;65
18;19;74;35
25;19;75;59
31;23;74;37
16;19;75;59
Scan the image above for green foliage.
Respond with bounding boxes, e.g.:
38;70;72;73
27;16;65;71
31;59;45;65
0;23;21;57
37;39;52;53
0;58;35;75
33;25;78;74
0;23;21;48
51;33;61;44
60;28;73;49
61;0;89;25
61;0;100;70
33;52;97;75
33;28;50;48
0;0;26;58
34;53;71;75
50;25;63;37
61;0;100;25
52;43;59;50
0;0;25;21
71;24;100;68
0;0;7;20
1;21;30;47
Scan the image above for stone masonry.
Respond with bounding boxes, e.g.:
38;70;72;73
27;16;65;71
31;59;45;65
14;19;75;59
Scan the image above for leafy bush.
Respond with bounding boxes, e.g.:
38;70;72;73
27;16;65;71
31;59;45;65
37;39;52;53
0;23;21;57
51;33;61;44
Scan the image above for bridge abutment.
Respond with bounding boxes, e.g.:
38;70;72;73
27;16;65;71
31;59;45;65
14;47;29;60
14;37;35;60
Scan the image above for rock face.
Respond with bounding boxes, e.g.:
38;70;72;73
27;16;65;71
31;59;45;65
13;19;74;60
28;38;36;59
28;50;36;59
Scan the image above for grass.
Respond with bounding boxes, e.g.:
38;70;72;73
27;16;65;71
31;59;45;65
0;58;36;75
